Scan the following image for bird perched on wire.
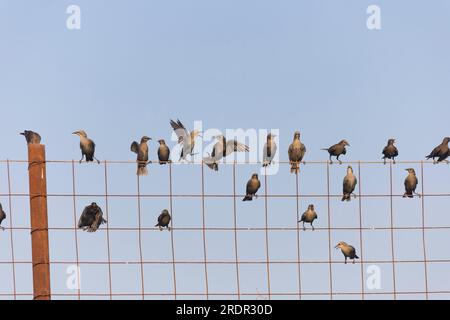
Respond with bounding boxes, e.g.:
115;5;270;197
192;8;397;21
335;242;359;264
157;139;171;165
155;209;172;231
322;140;349;164
382;139;399;164
131;136;152;176
298;204;317;231
72;130;100;164
0;203;6;231
243;173;261;201
78;202;107;233
426;137;450;164
342;166;357;201
403;168;420;198
262;133;277;167
20;130;41;144
288;131;306;174
204;135;250;171
170;119;202;162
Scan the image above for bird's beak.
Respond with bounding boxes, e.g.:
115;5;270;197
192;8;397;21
334;245;339;249
19;132;24;136
72;131;78;135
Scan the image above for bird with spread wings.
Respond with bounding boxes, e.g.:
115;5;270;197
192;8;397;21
204;135;249;171
170;119;202;161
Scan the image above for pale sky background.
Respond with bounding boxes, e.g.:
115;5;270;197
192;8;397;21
1;0;450;300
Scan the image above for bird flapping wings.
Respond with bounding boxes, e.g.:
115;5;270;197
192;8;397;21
170;119;189;144
130;141;140;154
225;140;250;156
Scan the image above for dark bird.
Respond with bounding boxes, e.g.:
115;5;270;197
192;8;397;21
170;119;202;161
78;202;107;233
342;166;357;201
155;209;172;231
322;140;349;164
20;130;41;144
403;168;420;198
157;139;171;165
298;204;317;231
131;136;152;176
204;135;250;171
262;133;277;167
73;130;100;164
0;203;6;231
288;131;306;174
382;138;399;164
426;137;450;164
243;173;261;201
335;242;359;264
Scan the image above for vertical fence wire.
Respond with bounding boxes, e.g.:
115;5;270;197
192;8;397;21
389;162;397;300
168;162;178;299
358;162;365;300
326;162;333;300
263;167;271;299
136;175;145;299
232;162;241;300
103;161;113;300
6;160;17;300
420;161;429;300
200;162;210;299
295;171;302;300
70;161;81;300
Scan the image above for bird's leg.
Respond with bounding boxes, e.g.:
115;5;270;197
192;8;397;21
352;193;357;199
0;226;5;231
94;157;101;164
147;160;153;164
159;226;163;231
445;160;450;165
393;158;396;164
167;226;171;232
79;155;85;164
345;257;347;264
303;222;306;231
383;158;387;165
329;155;333;165
414;191;422;198
337;156;342;165
402;193;407;198
353;259;356;264
311;222;315;232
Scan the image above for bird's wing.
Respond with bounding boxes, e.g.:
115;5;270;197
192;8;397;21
382;146;388;155
225;140;249;156
300;143;306;158
170;119;189;144
130;141;140;154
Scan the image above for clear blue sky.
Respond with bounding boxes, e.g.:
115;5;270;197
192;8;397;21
1;0;450;300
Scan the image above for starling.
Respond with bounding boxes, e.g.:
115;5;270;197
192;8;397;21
298;204;317;231
131;136;152;176
78;202;107;233
403;168;420;198
262;133;277;167
157;139;171;165
155;209;172;231
426;137;450;164
204;135;249;171
335;241;359;264
342;166;357;201
72;130;100;164
382;139;399;164
170;119;202;161
20;130;41;144
288;131;306;174
322;140;349;164
0;203;6;231
243;173;261;201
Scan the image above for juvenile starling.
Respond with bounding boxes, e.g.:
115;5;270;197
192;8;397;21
342;166;357;202
382;139;399;164
72;130;100;164
426;137;450;164
157;139;171;165
298;204;317;231
131;136;152;176
204;135;250;171
155;209;172;231
170;119;202;161
403;168;420;198
262;133;277;167
20;130;41;144
78;202;107;233
243;173;261;201
335;241;359;264
0;203;6;231
288;131;306;174
322;140;349;164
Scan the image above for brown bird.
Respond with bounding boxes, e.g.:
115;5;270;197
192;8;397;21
131;136;152;176
403;168;420;198
157;139;171;164
20;130;41;144
262;133;277;167
243;173;261;201
322;140;349;164
298;204;318;231
288;131;306;174
78;202;107;233
155;209;171;231
170;119;202;161
382;139;399;164
0;203;6;231
73;130;100;164
204;135;249;171
426;137;450;164
335;241;359;264
342;166;357;201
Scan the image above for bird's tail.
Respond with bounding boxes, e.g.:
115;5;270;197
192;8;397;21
86;154;94;162
404;192;414;198
137;166;148;176
242;195;252;201
321;148;329;151
290;162;299;174
425;155;431;160
205;162;218;171
355;255;360;259
342;194;351;201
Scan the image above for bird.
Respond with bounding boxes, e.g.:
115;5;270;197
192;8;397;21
243;173;261;201
72;130;100;164
426;137;450;164
155;209;172;231
342;166;357;201
131;136;152;176
335;242;359;264
170;119;202;161
403;168;420;198
382;138;399;164
298;204;318;231
78;202;107;233
157;139;171;165
20;130;41;144
204;135;249;171
288;131;306;174
0;203;6;231
262;133;277;167
322;140;350;164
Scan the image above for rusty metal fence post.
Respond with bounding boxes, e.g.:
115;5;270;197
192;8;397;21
28;144;51;300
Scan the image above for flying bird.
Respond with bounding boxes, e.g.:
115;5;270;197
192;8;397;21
342;166;357;201
157;139;171;165
426;137;450;164
78;202;107;233
155;209;172;231
243;173;261;201
403;168;420;198
204;135;249;171
73;130;100;164
131;136;152;176
20;130;41;144
298;204;317;231
335;241;359;264
170;119;202;161
322;140;349;164
0;203;6;231
262;133;277;167
288;131;306;174
382;139;399;164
